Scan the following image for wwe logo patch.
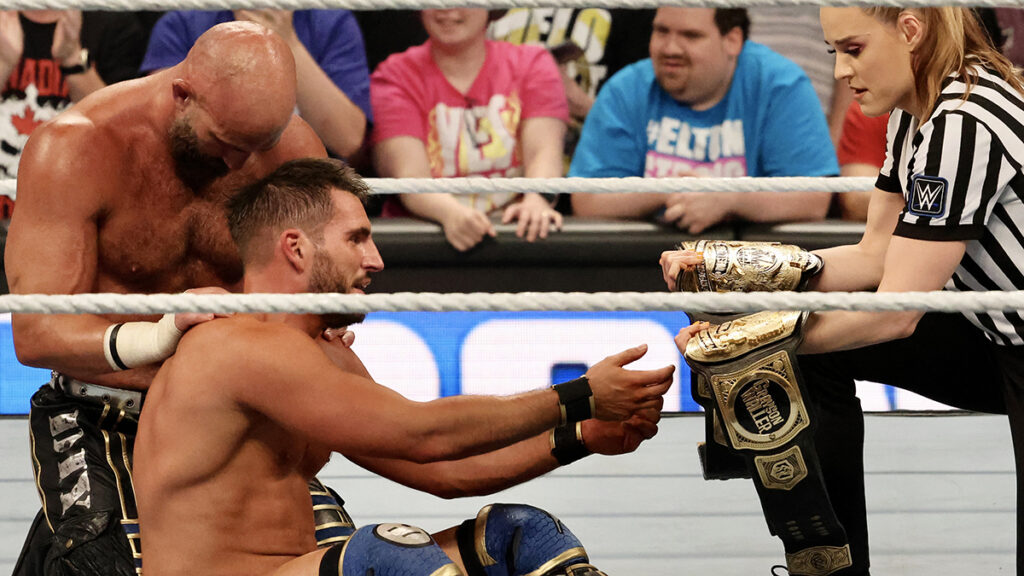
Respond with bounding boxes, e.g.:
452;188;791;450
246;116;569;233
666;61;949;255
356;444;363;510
908;174;948;218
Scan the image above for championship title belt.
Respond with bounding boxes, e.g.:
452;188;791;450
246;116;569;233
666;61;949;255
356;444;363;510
676;240;824;293
685;311;852;576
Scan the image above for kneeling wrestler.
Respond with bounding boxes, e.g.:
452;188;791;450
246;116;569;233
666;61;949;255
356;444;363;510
133;158;674;576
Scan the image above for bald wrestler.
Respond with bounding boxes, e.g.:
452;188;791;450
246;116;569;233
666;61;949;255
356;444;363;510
134;158;674;576
5;22;334;576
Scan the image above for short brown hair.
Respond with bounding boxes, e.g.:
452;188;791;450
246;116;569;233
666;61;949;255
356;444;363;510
228;158;370;263
714;9;749;41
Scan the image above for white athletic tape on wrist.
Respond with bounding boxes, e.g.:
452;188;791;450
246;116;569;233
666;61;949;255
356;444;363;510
102;314;184;371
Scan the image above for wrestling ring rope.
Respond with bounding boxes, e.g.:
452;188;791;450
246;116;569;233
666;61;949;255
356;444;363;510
3;0;1022;12
0;290;1022;315
0;176;877;199
0;0;1013;317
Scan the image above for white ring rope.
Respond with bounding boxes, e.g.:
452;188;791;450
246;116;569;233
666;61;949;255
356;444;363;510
6;0;1024;11
1;290;1022;315
0;176;877;200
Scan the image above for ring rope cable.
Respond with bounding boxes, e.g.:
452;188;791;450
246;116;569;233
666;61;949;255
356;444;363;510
5;0;1021;12
1;290;1023;315
0;177;877;200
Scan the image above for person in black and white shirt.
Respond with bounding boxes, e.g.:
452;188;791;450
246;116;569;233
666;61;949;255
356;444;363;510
669;7;1024;574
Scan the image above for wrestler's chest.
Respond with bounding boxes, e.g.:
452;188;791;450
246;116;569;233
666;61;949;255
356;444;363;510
97;201;242;292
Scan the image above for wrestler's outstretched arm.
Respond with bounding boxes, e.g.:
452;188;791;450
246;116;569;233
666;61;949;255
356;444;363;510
184;317;673;464
318;337;662;498
354;409;661;499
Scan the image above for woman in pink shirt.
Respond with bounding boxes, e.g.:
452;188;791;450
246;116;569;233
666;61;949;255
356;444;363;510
371;9;569;251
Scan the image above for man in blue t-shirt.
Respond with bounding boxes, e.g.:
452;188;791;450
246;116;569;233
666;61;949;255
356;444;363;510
569;7;838;234
142;10;372;160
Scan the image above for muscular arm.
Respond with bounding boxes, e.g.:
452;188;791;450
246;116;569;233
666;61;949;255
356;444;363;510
199;319;670;464
323;338;659;498
204;321;564;463
6;120;154;389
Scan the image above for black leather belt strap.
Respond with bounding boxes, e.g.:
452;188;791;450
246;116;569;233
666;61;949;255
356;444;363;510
50;371;143;416
686;312;851;576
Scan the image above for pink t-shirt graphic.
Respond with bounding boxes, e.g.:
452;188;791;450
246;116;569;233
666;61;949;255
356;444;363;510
372;39;568;212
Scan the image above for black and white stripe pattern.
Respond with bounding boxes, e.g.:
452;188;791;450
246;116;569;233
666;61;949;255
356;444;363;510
878;66;1024;345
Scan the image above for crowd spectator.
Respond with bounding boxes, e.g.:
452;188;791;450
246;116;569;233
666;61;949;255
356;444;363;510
1;10;145;182
489;8;654;126
748;6;854;145
371;9;568;252
568;7;837;235
835;101;888;221
353;10;426;74
141;10;371;160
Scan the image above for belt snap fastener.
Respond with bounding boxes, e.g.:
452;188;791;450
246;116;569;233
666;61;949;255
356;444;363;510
102;394;111;403
79;386;88;395
126;399;135;408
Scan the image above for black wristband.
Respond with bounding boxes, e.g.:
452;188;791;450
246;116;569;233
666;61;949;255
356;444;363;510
59;63;87;76
550;422;590;466
552;376;593;425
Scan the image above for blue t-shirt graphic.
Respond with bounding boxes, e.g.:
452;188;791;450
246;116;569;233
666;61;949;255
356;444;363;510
569;41;837;179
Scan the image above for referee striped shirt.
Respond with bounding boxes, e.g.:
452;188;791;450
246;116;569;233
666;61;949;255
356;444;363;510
878;65;1024;345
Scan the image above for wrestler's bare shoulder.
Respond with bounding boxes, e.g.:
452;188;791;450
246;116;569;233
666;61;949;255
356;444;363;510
18;81;168;201
34;77;160;155
261;115;328;166
176;317;326;381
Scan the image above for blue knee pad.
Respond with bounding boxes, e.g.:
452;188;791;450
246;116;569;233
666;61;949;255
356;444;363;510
456;504;601;576
319;523;460;576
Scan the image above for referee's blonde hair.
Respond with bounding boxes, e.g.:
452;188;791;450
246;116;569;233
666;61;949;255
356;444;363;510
867;7;1024;118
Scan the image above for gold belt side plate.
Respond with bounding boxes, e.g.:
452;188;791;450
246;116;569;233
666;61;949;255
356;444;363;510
754;445;808;490
685;311;803;364
785;544;853;576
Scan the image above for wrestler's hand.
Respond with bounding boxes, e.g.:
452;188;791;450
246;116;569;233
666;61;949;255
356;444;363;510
663;192;737;235
321;326;355;348
234;10;298;44
581;402;662;455
659;249;704;292
173;287;232;332
584;344;674;421
673;322;710;356
319;331;373;379
439;204;496;252
51;11;83;67
0;12;24;70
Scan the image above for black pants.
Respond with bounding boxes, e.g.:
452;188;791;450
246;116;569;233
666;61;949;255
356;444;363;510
14;380;357;576
800;312;1020;575
14;382;139;576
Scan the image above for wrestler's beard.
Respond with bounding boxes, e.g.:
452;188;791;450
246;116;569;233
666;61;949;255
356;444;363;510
310;250;367;329
169;118;230;192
